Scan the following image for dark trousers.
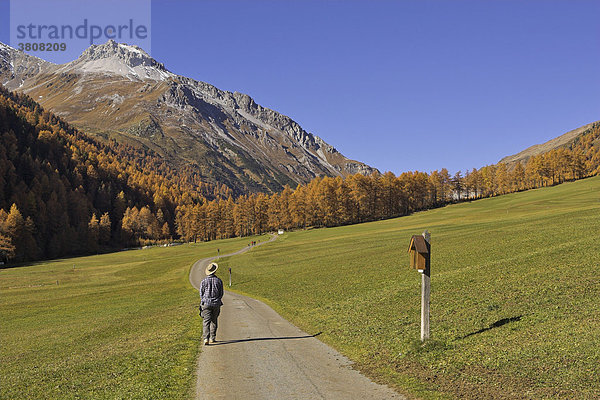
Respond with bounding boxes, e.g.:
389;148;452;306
201;305;221;340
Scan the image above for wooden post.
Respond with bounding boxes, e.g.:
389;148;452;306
421;230;431;342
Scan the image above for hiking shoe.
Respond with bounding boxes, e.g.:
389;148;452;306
203;338;209;345
210;338;216;343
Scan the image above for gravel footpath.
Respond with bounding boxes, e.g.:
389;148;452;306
189;236;403;400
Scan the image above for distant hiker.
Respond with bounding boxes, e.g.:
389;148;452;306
200;262;224;345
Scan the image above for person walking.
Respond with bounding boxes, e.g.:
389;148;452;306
200;262;224;345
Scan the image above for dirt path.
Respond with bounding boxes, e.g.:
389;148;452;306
188;235;278;291
189;236;403;400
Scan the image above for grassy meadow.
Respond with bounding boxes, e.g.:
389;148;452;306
2;176;599;400
0;235;268;399
220;176;600;399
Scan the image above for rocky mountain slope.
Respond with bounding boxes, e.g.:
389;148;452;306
499;120;600;167
0;40;376;194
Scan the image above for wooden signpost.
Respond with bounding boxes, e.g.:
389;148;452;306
408;230;431;342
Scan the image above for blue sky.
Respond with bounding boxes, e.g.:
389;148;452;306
1;0;599;176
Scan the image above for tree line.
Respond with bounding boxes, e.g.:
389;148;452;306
0;87;209;262
176;124;600;241
1;86;599;262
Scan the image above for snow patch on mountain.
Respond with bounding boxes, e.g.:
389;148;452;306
119;43;144;55
64;40;175;81
67;57;174;81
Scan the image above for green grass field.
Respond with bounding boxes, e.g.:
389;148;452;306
220;176;600;399
0;235;268;399
2;178;599;400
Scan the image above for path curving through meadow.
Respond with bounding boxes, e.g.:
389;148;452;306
189;235;403;400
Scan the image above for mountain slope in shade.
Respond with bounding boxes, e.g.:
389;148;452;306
499;121;600;166
0;40;377;194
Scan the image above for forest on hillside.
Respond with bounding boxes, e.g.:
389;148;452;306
1;86;599;263
175;123;600;241
0;87;217;262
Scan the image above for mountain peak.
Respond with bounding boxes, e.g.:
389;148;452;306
1;40;377;192
68;40;174;81
80;39;150;60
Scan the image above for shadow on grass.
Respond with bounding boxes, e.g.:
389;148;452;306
460;316;522;339
206;332;322;346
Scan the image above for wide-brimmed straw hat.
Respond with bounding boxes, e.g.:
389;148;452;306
205;262;219;275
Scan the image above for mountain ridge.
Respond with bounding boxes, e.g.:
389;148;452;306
499;120;600;166
0;40;377;195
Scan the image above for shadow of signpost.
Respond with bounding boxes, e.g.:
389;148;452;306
208;332;322;346
460;316;522;340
